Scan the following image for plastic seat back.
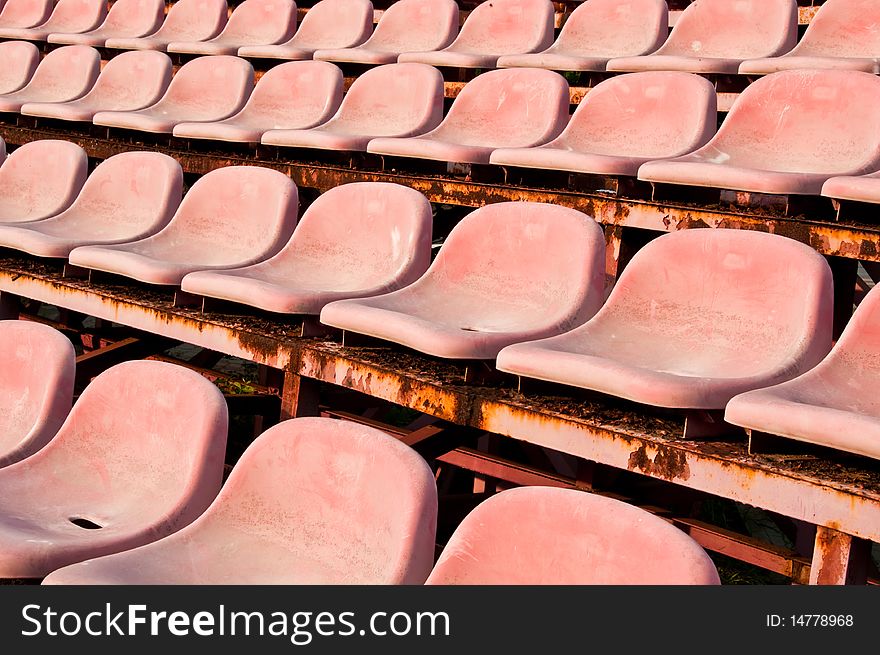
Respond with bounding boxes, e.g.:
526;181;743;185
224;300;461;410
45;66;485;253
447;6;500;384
6;44;100;102
149;55;254;119
786;0;880;58
64;50;172;111
445;0;554;55
0;40;39;94
205;0;297;47
89;0;164;36
147;0;228;42
28;0;107;34
282;0;373;49
363;0;458;53
553;0;667;57
0;0;52;28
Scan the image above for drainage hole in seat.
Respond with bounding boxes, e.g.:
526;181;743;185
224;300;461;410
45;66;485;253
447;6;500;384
69;517;103;530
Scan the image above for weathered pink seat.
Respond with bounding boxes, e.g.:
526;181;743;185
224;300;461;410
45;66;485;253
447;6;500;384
490;72;716;176
0;40;39;95
0;359;228;580
0;140;88;224
261;62;443;152
238;0;373;61
0;45;100;113
821;171;880;204
320;202;605;360
181;182;432;314
42;417;438;585
172;60;343;143
48;0;165;47
168;0;297;57
68;166;298;286
426;487;720;584
726;283;880;461
399;0;554;69
368;68;569;165
496;229;834;409
638;70;880;195
607;0;797;74
497;0;668;72
0;321;75;469
741;0;880;75
105;0;228;52
92;55;254;134
0;0;106;42
0;152;182;258
21;50;172;122
0;0;52;29
314;0;458;66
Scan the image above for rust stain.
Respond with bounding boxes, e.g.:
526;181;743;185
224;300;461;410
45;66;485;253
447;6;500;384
627;444;691;482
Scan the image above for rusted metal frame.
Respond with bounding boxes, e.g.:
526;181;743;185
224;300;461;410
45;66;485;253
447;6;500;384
74;336;165;382
809;526;872;585
0;290;20;319
827;255;859;340
279;369;321;420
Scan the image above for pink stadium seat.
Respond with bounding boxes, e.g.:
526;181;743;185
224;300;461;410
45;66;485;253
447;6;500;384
314;0;459;66
426;487;720;584
0;152;182;258
741;0;880;75
42;417;438;585
607;0;797;74
638;70;880;195
0;0;52;29
92;55;254;134
238;0;373;61
0;0;106;42
497;0;668;72
822;171;880;204
496;229;834;409
172;60;343;144
0;140;88;224
726;283;880;461
0;321;75;469
0;45;100;113
168;0;297;56
181;182;433;314
261;63;443;152
368;68;569;165
48;0;165;47
21;50;172;122
0;360;228;579
490;72;716;176
105;0;228;52
68;166;298;286
320;202;605;360
398;0;555;69
0;40;39;95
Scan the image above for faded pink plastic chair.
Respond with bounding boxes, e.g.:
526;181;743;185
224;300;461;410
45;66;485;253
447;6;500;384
105;0;228;52
741;0;880;75
0;45;100;113
426;487;721;585
0;0;106;42
497;0;668;72
181;182;433;314
21;50;173;122
607;0;798;74
0;40;39;95
48;0;165;47
314;0;459;66
43;417;438;585
238;0;373;61
321;202;606;360
0;140;88;224
0;151;182;258
490;72;716;176
821;171;880;204
262;63;443;152
92;55;254;134
68;166;298;286
0;320;75;469
638;70;880;195
368;68;569;165
726;283;880;461
0;0;52;29
173;60;343;144
168;0;297;56
0;359;228;580
496;229;834;409
399;0;554;69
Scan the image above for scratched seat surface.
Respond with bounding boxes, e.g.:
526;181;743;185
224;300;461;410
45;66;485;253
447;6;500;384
67;166;298;286
320;202;606;360
0;360;228;579
47;0;165;47
496;229;834;409
0;40;39;95
105;0;228;52
42;417;437;585
0;44;100;113
425;487;721;584
0;0;105;42
0;321;74;469
490;71;716;176
497;0;668;72
181;182;433;314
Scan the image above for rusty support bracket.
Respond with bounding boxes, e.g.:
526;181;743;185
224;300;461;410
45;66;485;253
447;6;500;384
809;526;871;585
61;263;89;279
74;336;168;381
280;369;321;420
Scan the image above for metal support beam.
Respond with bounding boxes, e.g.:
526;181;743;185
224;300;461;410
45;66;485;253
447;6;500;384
809;526;871;585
